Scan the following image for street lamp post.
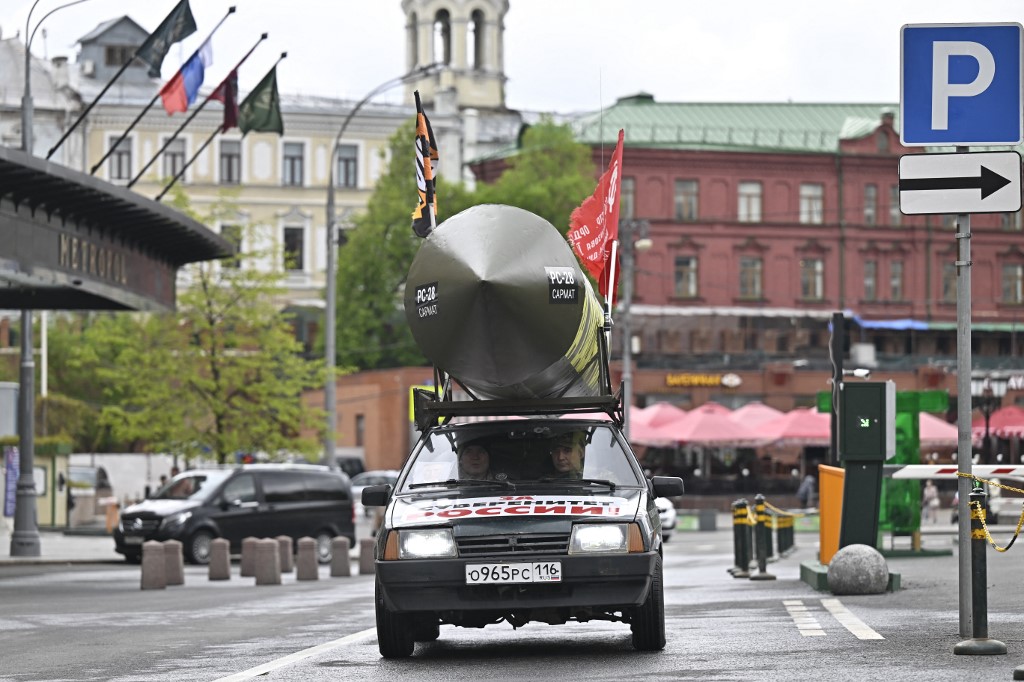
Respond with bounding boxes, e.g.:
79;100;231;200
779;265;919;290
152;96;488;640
972;376;1006;465
323;64;440;469
12;0;90;557
618;219;651;441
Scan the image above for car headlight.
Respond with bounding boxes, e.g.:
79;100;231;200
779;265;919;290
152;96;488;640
569;524;629;554
398;528;457;559
159;511;192;531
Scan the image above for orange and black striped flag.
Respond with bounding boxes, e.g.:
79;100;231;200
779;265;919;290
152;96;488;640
412;90;439;238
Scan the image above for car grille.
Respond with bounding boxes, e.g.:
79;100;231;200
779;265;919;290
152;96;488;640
122;517;161;534
456;533;570;557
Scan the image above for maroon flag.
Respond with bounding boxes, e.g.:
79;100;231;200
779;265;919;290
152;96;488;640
568;129;624;302
211;70;239;132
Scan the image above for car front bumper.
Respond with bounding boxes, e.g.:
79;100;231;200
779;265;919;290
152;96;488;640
376;552;657;613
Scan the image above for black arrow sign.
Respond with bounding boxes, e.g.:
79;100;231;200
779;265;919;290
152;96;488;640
899;165;1012;200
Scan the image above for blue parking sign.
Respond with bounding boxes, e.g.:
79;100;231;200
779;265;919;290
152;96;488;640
901;23;1023;146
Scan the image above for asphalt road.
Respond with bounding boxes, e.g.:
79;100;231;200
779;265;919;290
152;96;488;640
3;524;1024;682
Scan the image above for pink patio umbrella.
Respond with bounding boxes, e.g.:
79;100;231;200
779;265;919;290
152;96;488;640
974;405;1024;439
918;412;959;448
759;407;831;447
654;403;758;446
728;402;784;427
635;401;687;428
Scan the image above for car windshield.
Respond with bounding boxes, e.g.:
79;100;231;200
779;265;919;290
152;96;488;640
396;421;642;493
151;471;231;501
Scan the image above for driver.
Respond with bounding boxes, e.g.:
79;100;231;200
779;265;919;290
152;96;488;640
549;432;586;479
458;439;493;480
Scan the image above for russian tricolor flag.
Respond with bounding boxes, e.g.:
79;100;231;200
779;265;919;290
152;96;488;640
160;39;213;115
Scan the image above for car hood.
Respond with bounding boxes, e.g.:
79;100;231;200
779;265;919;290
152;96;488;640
389;489;643;527
122;499;201;517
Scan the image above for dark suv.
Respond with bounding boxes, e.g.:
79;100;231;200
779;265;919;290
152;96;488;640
114;464;354;565
363;395;684;658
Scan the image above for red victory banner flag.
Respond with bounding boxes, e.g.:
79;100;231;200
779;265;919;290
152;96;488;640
568;128;624;302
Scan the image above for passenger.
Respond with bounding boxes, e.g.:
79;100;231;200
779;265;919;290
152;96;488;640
549;432;586;479
458;441;493;480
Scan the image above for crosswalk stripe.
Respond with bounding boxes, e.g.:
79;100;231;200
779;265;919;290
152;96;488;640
821;598;885;640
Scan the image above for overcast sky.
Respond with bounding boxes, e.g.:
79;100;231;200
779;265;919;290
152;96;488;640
2;1;1022;113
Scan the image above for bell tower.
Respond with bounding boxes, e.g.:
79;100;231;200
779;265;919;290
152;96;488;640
401;0;509;111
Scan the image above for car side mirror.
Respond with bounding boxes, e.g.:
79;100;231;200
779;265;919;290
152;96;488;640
362;484;392;507
652;476;684;498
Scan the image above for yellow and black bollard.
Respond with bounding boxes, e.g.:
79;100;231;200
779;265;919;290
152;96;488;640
730;499;751;578
750;494;776;581
954;483;1006;656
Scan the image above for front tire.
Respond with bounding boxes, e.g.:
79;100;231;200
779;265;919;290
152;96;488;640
186;530;214;565
376;577;414;658
631;555;666;651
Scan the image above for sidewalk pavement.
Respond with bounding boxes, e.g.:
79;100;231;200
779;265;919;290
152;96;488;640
0;526;122;565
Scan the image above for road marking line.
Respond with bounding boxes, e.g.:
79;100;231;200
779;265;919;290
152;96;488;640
821;598;885;640
783;599;824;636
212;627;377;681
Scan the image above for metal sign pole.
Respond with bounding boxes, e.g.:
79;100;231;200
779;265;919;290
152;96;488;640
954;144;973;637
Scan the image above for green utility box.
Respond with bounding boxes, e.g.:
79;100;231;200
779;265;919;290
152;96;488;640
839;381;895;549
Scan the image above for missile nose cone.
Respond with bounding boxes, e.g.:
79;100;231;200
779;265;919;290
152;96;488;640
405;204;604;400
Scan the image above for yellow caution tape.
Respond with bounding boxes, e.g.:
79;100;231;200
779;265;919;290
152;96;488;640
956;472;1023;551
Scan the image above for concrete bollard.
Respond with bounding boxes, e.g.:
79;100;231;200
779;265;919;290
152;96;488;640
330;536;351;577
240;537;258;577
163;539;185;586
208;538;231;581
276;535;294;573
141;540;166;590
296;537;318;581
254;538;281;585
359;538;375;575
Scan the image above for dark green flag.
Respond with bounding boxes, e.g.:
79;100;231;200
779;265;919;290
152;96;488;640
239;66;283;135
135;0;197;78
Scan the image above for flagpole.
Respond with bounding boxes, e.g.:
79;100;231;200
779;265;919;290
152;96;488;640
128;32;268;189
90;6;236;176
156;51;285;202
47;0;197;160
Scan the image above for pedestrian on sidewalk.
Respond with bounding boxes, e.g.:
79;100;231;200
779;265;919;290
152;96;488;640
922;479;940;524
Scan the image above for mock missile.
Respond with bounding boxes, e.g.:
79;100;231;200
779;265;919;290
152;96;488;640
404;204;605;400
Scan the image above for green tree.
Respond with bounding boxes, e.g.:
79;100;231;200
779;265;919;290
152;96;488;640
333;118;594;370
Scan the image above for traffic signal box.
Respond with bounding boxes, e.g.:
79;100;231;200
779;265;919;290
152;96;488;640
838;381;895;550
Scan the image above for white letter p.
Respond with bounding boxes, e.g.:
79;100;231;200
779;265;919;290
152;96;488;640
932;41;996;130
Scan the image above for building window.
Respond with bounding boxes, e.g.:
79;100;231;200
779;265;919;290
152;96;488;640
1003;264;1024;304
799;183;824;224
433;9;452;64
162;138;186;181
220;140;241;185
737;181;762;222
889;185;902;226
800;258;824;300
864;184;877;226
674;256;698;298
355;414;366;447
282;142;304;187
283;226;304;272
877;131;890;153
104;45;134;67
620;177;635;220
107;136;131;181
864;260;877;301
942;262;957;303
890;260;904;300
469;9;485;70
336;144;357;188
739;256;763;299
1002;211;1022;231
674;180;699;222
221;224;242;269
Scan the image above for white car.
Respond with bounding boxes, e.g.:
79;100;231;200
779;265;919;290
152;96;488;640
655;497;677;542
351;470;400;517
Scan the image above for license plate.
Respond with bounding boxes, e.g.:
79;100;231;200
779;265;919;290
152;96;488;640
124;536;144;545
465;562;561;584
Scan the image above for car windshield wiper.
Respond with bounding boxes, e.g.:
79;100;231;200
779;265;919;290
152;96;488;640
536;478;617;491
407;478;515;490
